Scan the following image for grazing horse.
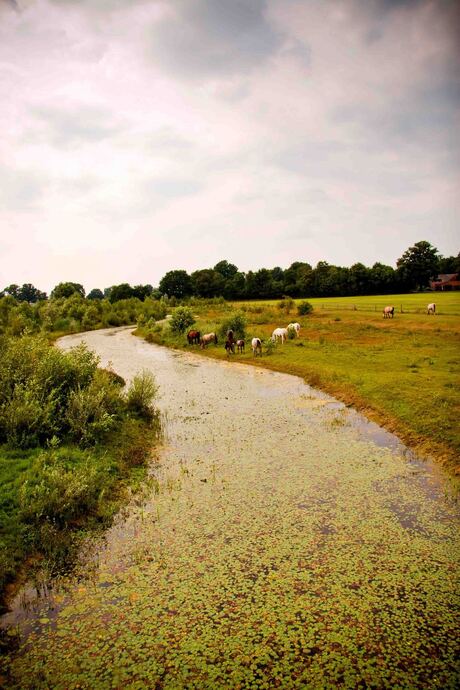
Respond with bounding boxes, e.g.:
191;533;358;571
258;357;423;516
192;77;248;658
200;332;218;348
383;306;394;319
427;303;436;315
287;322;301;337
251;337;262;356
187;329;201;345
225;338;235;354
272;327;289;344
236;339;245;353
226;329;235;342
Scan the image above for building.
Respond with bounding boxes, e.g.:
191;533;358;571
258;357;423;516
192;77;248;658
430;273;460;291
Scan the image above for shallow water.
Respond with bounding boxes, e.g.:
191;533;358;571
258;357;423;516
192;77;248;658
2;327;459;689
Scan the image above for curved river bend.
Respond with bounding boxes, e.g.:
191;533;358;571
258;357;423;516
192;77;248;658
3;327;459;689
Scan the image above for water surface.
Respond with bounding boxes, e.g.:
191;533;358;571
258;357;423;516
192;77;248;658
2;327;459;689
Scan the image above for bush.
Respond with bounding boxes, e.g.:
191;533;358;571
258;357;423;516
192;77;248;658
297;301;313;316
278;296;295;314
19;449;100;529
126;370;158;419
169;307;195;334
218;311;247;339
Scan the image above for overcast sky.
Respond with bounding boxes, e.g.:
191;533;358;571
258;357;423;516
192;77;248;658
1;0;459;293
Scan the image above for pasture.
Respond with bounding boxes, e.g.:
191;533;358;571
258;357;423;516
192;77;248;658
139;292;460;472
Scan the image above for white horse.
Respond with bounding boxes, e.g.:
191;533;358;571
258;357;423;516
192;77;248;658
427;303;436;315
383;306;394;319
272;327;289;344
200;332;218;348
287;322;301;337
251;337;262;356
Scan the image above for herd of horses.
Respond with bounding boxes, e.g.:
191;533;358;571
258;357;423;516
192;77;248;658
186;304;437;354
186;322;302;357
383;303;436;318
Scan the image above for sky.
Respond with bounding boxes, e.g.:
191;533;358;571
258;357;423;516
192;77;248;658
0;0;459;293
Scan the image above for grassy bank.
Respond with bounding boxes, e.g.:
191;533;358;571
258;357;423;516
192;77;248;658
135;292;460;473
0;335;160;611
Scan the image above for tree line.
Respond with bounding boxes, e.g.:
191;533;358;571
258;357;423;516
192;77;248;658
2;241;459;306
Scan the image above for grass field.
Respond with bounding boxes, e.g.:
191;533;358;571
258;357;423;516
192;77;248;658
137;292;460;473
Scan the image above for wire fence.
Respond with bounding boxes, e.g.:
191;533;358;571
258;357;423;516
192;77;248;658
318;303;460;315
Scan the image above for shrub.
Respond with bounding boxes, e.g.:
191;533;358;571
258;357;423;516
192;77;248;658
297;301;313;316
278;296;295;314
126;370;158;419
19;449;100;529
264;338;275;355
287;326;296;339
218;311;247;339
169;307;195;334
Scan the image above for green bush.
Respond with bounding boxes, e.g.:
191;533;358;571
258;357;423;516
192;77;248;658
297;301;313;316
169;307;195;334
218;311;247;339
126;370;158;419
19;449;100;529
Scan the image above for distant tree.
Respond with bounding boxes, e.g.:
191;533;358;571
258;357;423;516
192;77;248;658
190;270;224;298
368;263;397;294
3;284;20;299
213;260;238;280
159;270;192;299
108;283;135;303
132;284;153;301
348;263;371;296
17;283;47;303
438;253;460;275
51;282;85;299
223;272;246;300
87;288;104;300
396;241;439;290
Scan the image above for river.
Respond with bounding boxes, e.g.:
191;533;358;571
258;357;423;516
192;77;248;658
2;327;459;689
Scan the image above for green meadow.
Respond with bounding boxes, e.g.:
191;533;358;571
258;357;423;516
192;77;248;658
137;292;460;472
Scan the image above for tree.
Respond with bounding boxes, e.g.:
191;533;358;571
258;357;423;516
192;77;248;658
438;253;460;275
396;241;439;290
190;270;224;298
108;283;135;303
51;282;85;299
159;270;192;299
132;284;153;301
3;284;20;299
19;284;47;302
213;260;238;280
87;288;104;300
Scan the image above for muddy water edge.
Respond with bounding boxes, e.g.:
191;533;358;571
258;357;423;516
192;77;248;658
1;327;459;689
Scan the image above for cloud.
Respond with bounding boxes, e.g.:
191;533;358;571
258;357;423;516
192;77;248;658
29;106;124;147
149;0;282;79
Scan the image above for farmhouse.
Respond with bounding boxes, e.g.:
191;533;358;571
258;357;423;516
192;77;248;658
430;273;460;291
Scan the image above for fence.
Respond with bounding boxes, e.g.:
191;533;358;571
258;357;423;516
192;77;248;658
318;303;460;315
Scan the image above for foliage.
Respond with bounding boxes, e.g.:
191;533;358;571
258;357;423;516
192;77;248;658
396;240;440;290
297;300;313;315
169;306;195;334
87;288;104;300
51;282;85;299
125;370;158;420
218;311;247;339
159;270;193;299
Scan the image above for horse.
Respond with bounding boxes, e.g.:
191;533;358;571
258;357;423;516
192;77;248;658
427;303;436;315
225;339;235;354
236;339;245;353
383;306;394;319
200;332;218;348
251;337;262;356
226;329;235;342
287;322;301;337
272;327;289;344
187;329;201;345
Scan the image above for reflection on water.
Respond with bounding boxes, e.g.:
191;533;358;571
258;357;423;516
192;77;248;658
2;328;459;689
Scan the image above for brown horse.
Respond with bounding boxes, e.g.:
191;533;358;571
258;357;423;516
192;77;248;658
225;339;235;354
187;329;201;345
236;339;245;353
200;332;218;348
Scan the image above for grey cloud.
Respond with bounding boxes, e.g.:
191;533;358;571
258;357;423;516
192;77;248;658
143;177;202;199
30;107;123;147
1;0;19;12
149;0;282;79
0;166;45;211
